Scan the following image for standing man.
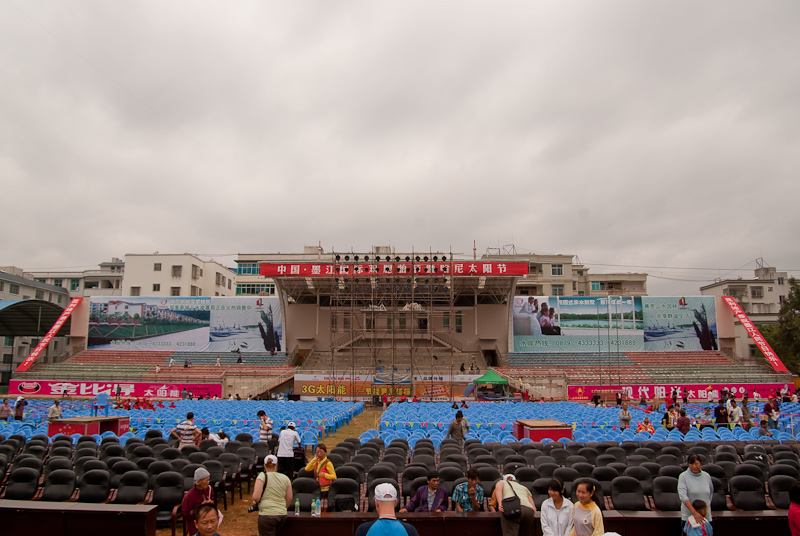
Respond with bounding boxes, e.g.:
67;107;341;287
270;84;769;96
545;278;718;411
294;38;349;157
115;384;122;403
446;411;466;447
764;396;781;430
0;399;11;421
257;410;274;442
48;400;62;421
399;471;448;513
729;400;743;428
171;412;201;450
13;396;26;421
452;468;484;512
713;400;728;428
277;422;301;479
618;402;632;430
355;483;420;536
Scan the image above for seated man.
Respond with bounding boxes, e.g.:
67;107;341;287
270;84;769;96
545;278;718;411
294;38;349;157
452;468;484;512
758;420;774;438
636;417;655;434
400;471;448;513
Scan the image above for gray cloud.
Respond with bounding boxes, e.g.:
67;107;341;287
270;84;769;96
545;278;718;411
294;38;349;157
2;1;799;295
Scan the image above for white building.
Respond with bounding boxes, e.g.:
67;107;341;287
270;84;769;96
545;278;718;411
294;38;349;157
122;254;237;297
700;262;790;359
25;258;125;298
0;268;72;386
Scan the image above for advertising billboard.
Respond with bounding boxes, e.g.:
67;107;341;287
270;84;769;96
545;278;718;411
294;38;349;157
512;295;717;353
88;296;283;353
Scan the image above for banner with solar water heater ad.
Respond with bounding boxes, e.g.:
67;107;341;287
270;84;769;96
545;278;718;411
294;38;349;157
87;296;283;353
512;295;718;353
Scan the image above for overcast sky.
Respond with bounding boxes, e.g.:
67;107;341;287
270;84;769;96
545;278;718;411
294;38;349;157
2;1;799;296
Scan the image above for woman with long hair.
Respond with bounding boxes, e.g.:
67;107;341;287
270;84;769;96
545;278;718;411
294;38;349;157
540;477;573;536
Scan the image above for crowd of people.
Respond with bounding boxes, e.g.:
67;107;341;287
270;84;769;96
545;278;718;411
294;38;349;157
608;387;795;435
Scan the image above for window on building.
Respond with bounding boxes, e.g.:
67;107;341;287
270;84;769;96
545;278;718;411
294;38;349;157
398;315;406;330
130;287;141;296
215;292;220;296
2;354;11;364
4;336;12;346
578;291;585;296
35;278;46;283
35;290;44;300
153;284;161;292
192;265;201;279
154;263;162;271
591;281;605;291
171;266;182;277
443;315;450;329
216;273;227;286
577;270;584;276
780;295;785;303
236;283;275;295
519;289;529;296
237;262;261;275
552;284;564;296
455;311;463;333
191;286;202;296
228;280;231;290
0;281;4;291
57;295;63;304
53;279;63;287
70;279;80;291
9;284;20;295
552;264;563;276
171;287;181;296
751;286;763;299
768;286;774;292
53;341;59;351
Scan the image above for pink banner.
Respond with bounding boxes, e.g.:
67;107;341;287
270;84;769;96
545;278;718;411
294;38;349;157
10;379;222;399
567;382;789;402
722;297;789;372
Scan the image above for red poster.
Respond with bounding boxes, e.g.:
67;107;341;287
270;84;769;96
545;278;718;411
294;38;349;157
16;298;82;372
260;262;528;277
722;297;788;373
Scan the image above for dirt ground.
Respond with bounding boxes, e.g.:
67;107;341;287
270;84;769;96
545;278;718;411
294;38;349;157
156;406;382;536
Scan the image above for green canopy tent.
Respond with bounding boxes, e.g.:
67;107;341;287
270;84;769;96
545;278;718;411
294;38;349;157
473;370;511;399
472;370;509;385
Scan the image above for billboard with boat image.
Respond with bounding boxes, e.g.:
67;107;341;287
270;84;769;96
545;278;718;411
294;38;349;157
88;296;283;352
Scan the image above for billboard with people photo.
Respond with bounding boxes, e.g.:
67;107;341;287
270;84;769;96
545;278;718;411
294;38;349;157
512;295;717;353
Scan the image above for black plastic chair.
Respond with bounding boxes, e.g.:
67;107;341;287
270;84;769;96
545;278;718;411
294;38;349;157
730;475;767;510
290;477;321;512
203;459;227;510
651;476;681;511
113;470;149;504
218;453;242;503
553;467;580;497
147;461;174;489
528;478;551;510
768;475;795;510
77;469;111;503
610;476;647;510
182;463;203;493
327;478;360;512
336;464;363;485
110;460;138;488
2;467;39;500
152;471;184;532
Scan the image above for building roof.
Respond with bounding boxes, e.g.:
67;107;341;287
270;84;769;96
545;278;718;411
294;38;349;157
0;299;73;336
0;270;70;294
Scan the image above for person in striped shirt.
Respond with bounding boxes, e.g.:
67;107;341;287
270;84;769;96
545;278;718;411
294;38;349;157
258;410;274;442
171;412;201;449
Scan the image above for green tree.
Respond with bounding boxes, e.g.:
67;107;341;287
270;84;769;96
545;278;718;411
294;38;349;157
760;277;800;374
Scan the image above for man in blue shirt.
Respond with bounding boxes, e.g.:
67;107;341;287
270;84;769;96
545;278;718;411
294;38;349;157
355;483;419;536
452;468;484;512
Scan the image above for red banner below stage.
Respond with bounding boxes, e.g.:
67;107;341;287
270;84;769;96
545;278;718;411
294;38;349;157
260;261;528;277
722;297;788;373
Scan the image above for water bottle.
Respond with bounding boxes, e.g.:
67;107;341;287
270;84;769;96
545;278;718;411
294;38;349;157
316;497;322;516
311;497;318;517
295;498;300;516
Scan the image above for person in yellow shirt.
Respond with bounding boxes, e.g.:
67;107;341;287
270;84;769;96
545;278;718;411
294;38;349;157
305;444;337;497
569;481;604;536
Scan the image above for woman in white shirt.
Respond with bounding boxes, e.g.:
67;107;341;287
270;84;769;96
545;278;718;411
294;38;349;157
540;477;574;536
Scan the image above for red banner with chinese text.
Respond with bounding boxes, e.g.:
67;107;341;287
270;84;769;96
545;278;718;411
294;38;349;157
722;296;788;373
260;262;528;277
16;298;82;372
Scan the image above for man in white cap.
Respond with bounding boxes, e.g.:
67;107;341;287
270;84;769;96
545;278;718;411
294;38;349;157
182;466;215;535
14;396;27;421
355;483;420;536
277;422;302;479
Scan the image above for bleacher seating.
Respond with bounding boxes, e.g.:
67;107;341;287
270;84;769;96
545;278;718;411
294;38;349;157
502;350;790;386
